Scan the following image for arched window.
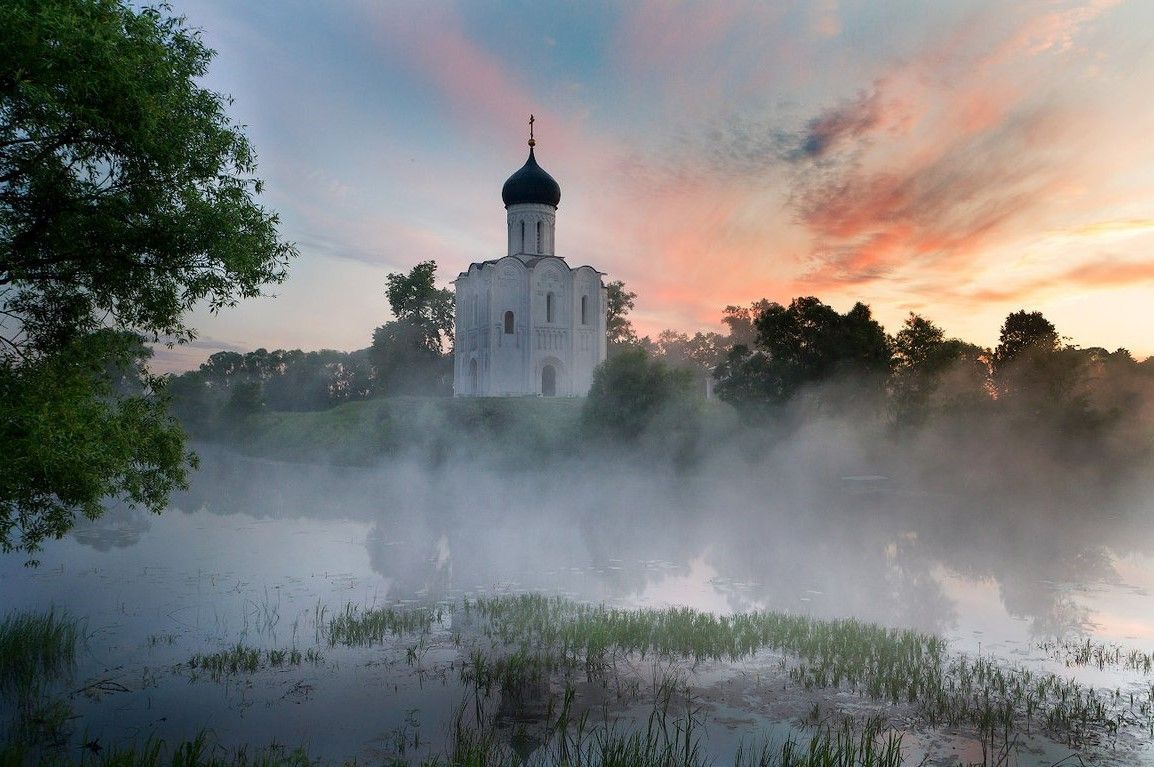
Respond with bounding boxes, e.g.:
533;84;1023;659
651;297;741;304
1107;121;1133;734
520;220;525;251
503;310;514;334
536;221;542;252
580;295;588;325
546;292;554;323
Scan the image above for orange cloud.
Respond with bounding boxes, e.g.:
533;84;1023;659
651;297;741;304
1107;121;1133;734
782;2;1125;296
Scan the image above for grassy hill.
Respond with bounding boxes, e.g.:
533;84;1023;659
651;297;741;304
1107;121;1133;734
231;396;587;466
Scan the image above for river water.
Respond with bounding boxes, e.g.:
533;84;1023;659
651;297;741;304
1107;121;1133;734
2;446;1153;765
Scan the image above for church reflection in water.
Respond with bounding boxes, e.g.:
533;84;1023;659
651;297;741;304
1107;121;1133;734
149;445;1154;644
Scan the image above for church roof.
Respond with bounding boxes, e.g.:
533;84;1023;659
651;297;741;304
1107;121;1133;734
455;254;604;281
501;147;561;208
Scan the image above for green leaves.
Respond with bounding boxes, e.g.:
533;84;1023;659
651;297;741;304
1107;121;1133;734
384;260;454;353
583;346;696;441
372;261;454;396
605;280;637;349
716;296;891;409
1;0;295;357
0;0;291;555
0;332;193;557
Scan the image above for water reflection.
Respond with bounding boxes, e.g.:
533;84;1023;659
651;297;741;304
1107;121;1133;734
154;445;1154;644
71;504;152;551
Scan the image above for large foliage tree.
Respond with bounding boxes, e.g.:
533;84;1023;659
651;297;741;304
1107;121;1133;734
371;260;453;395
889;313;989;425
992;310;1084;415
1;0;295;556
384;260;454;354
720;299;775;349
605;280;638;353
717;297;891;409
993;311;1060;371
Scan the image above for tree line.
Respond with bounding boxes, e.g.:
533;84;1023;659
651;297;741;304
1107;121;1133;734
589;294;1154;461
166;255;1154;466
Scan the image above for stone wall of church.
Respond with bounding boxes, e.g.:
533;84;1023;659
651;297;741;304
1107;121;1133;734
454;256;605;397
488;259;530;395
506;203;556;258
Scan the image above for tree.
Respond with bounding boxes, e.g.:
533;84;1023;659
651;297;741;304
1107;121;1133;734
371;261;453;396
992;310;1090;423
889;313;989;425
583;346;695;440
605;280;638;352
650;329;728;396
891;313;946;373
166;347;374;434
652;329;727;370
384;260;454;354
716;297;891;409
993;311;1060;371
721;300;776;349
1;0;296;555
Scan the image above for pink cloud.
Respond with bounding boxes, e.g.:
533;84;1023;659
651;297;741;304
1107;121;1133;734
783;2;1125;295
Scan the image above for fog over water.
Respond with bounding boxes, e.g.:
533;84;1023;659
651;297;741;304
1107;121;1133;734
4;409;1154;765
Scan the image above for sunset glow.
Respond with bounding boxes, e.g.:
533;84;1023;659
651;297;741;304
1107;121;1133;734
164;0;1154;370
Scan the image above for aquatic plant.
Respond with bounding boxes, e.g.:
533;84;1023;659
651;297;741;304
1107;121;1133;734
186;645;320;682
432;683;906;767
0;610;79;698
325;602;443;647
460;595;1154;755
1037;637;1154;674
466;594;946;683
734;718;904;767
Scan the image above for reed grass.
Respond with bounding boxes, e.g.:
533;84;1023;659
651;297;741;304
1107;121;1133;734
734;718;904;767
414;687;906;767
0;610;79;698
325;602;442;647
1037;637;1154;674
186;645;321;682
460;595;1154;752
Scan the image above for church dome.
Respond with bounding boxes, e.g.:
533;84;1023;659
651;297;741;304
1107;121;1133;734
501;148;561;208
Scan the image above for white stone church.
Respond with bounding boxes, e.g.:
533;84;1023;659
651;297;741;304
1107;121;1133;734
453;129;607;397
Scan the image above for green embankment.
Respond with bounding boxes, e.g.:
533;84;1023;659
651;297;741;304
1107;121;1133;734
209;394;741;467
233;396;587;465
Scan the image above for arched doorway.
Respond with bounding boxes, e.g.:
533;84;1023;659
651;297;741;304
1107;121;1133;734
469;359;478;395
541;364;556;397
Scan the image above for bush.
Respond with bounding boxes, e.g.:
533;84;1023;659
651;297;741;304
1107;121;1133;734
582;347;697;442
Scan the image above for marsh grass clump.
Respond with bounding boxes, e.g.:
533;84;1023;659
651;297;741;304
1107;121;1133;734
467;594;946;674
1038;637;1154;674
464;595;1154;755
429;685;906;767
734;717;904;767
0;610;79;698
187;645;320;682
325;602;443;647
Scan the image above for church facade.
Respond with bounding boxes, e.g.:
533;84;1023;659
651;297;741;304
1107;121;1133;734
453;130;607;397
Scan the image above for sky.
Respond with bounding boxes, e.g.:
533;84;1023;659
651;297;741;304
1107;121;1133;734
159;0;1154;371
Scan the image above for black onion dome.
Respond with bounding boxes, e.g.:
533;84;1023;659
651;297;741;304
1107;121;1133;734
501;148;561;208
